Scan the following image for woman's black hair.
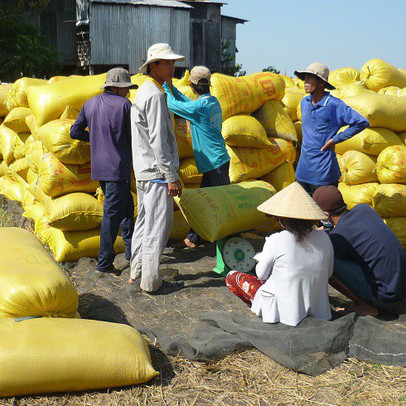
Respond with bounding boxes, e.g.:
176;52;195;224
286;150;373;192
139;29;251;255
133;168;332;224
278;217;315;242
191;80;210;95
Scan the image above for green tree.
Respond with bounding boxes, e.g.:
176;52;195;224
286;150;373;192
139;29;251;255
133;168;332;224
220;41;246;77
262;66;280;74
0;1;61;82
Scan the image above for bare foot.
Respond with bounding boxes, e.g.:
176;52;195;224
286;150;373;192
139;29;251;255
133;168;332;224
184;238;197;248
351;302;379;316
128;278;136;284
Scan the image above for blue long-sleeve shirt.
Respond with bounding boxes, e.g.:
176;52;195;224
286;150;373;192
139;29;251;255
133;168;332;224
163;83;229;174
296;92;369;186
70;91;132;181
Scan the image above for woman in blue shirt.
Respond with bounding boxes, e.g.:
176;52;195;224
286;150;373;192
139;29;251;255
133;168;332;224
163;66;230;248
294;63;369;196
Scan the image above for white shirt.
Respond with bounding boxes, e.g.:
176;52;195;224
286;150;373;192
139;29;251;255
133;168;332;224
251;229;334;327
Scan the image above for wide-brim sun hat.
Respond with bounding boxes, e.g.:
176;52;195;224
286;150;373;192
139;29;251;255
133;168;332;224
257;182;328;221
139;43;185;73
100;67;138;89
294;62;335;90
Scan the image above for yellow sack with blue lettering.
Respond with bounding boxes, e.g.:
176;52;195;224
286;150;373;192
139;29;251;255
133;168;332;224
0;317;157;397
0;227;78;318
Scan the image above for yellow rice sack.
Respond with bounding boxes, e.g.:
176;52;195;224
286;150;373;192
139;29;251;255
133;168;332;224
261;161;295;192
27;73;106;126
45;192;103;231
376;145;406;184
293;77;304;89
281;87;305;122
169;209;190;240
227;143;287;183
329;67;360;88
38;152;98;197
5;78;47;110
3;107;31;133
26;168;37;184
48;75;71;84
59;105;80;120
0;83;11;117
39;225;125;262
254;100;297;141
38;119;91;165
222;115;271;148
360;58;406;91
0;124;17;165
179;157;202;184
0;176;24;202
173;70;190;87
8;157;29;182
344;93;406;132
334;82;373;99
0;227;78;318
378;86;403;96
279;74;295;88
174;118;194;159
26;138;46;173
25;113;39;139
0;317;157;398
335;127;403;156
211;72;285;121
174;180;277;242
383;217;406;249
13;132;30;161
372;184;406;217
270;137;296;164
338;182;379;209
294;121;302;145
341;151;378;185
0;161;7;176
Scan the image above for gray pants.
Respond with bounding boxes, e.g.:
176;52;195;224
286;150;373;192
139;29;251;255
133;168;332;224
130;181;173;292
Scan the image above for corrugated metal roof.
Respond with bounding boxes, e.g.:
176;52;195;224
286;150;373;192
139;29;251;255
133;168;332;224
222;14;248;23
90;0;192;8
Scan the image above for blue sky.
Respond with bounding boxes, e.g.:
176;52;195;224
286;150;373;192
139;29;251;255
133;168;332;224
221;0;406;76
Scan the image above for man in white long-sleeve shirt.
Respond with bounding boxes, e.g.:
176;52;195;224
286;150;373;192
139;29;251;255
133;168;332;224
129;43;185;294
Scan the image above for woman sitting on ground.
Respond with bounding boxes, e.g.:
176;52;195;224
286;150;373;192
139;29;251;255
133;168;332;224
225;182;334;327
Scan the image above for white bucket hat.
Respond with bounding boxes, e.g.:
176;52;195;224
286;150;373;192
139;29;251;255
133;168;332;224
294;62;335;90
257;182;328;221
139;43;185;73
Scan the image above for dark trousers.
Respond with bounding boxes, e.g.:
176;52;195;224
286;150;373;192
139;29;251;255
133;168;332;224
297;180;339;197
187;161;230;244
98;181;134;271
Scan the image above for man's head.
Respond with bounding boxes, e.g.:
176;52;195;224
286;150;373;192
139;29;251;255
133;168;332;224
294;63;335;94
190;66;211;96
313;185;347;221
100;68;137;97
139;43;185;83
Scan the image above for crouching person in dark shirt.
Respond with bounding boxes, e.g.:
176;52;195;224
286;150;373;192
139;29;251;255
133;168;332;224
313;185;406;316
70;68;137;275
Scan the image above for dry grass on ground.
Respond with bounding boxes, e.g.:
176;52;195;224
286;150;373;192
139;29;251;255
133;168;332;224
1;203;406;405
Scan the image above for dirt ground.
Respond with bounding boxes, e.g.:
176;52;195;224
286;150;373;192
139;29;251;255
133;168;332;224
1;197;406;405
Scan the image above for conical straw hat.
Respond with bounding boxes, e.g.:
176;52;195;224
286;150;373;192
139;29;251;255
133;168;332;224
257;182;328;221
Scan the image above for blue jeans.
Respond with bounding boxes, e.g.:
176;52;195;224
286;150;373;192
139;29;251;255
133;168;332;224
187;161;230;244
333;257;394;310
98;181;134;271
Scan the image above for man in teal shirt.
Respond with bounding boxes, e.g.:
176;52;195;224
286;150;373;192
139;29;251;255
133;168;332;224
163;66;230;248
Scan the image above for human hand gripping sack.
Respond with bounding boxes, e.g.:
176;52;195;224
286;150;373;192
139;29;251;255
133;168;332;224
168;179;182;197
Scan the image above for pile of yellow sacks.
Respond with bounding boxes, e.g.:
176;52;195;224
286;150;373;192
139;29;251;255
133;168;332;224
322;58;406;248
0;71;298;262
0;227;157;397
